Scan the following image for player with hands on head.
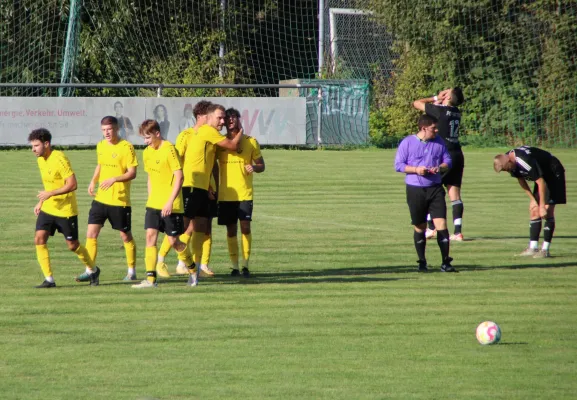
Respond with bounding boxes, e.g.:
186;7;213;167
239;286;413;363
413;87;465;241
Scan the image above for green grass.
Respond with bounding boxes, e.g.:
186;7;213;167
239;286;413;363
0;148;576;400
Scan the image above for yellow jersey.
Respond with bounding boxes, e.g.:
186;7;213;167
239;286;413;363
175;127;195;187
216;136;262;201
186;125;225;190
143;140;184;212
94;139;138;207
37;150;78;217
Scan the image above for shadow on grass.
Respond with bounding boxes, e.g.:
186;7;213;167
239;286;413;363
460;235;577;241
62;260;576;288
497;342;529;346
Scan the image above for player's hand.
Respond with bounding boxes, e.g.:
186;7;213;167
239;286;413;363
34;202;42;216
99;177;117;191
245;164;254;174
37;191;52;201
428;166;440;174
161;202;173;217
539;206;548;219
208;190;217;201
415;166;428;176
88;181;96;196
529;199;538;212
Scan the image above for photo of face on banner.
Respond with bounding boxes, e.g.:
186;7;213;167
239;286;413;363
153;104;170;141
113;101;134;140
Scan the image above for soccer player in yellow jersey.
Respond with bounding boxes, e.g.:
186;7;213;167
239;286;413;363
217;108;265;277
75;116;138;283
185;103;244;284
133;120;196;288
29;129;97;288
156;100;213;277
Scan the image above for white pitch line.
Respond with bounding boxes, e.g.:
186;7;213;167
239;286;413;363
259;214;388;231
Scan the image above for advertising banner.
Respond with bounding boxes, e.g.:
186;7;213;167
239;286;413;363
0;97;306;145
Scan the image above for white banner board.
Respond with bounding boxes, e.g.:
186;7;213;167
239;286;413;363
0;97;306;145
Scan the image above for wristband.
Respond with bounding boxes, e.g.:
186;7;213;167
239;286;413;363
433;95;438;102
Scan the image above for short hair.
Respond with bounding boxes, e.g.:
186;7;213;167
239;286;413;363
493;154;509;173
101;116;119;126
139;119;161;137
206;103;225;115
114;101;123;108
417;114;437;130
225;107;241;119
28;128;52;143
193;100;212;118
450;87;465;106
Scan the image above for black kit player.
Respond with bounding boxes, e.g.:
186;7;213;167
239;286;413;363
493;146;566;258
413;87;466;241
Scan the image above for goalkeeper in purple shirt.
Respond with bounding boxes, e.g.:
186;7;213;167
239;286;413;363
394;114;456;272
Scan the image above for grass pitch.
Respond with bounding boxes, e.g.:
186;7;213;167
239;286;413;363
0;148;576;399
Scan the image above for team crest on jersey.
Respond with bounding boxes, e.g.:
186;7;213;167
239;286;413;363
156;159;160;164
111;153;117;158
237;145;243;154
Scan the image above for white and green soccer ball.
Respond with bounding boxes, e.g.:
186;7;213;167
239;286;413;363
476;321;501;345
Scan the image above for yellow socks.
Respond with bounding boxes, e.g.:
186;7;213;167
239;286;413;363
192;231;204;265
175;244;193;267
176;233;192;262
85;238;98;264
145;246;157;283
201;234;212;266
227;236;239;269
241;233;251;268
36;244;52;279
158;235;172;258
74;244;95;269
124;239;136;269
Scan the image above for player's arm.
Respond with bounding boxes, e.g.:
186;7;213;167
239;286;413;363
394;140;422;175
516;177;538;208
534;177;548;217
209;161;219;200
216;129;243;151
412;96;436;112
246;157;265;174
38;174;77;201
88;164;101;196
99;166;137;191
162;169;184;217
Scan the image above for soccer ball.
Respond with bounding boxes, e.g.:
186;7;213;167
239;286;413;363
476;321;501;345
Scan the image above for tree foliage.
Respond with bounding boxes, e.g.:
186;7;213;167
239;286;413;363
366;0;577;146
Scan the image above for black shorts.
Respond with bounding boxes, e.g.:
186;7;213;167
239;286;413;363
36;211;79;241
534;160;566;205
442;150;464;187
406;184;446;225
208;197;218;219
218;201;254;226
87;200;132;232
144;208;184;236
182;186;210;219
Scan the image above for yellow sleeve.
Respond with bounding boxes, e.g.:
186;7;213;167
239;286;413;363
143;148;150;173
200;126;226;145
56;152;75;179
96;141;103;165
126;142;138;167
167;144;182;171
175;130;188;156
251;138;262;161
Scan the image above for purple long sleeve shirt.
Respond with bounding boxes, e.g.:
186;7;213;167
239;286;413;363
394;134;452;187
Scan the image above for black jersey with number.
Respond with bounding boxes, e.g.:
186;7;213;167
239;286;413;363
507;146;563;182
425;103;462;152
